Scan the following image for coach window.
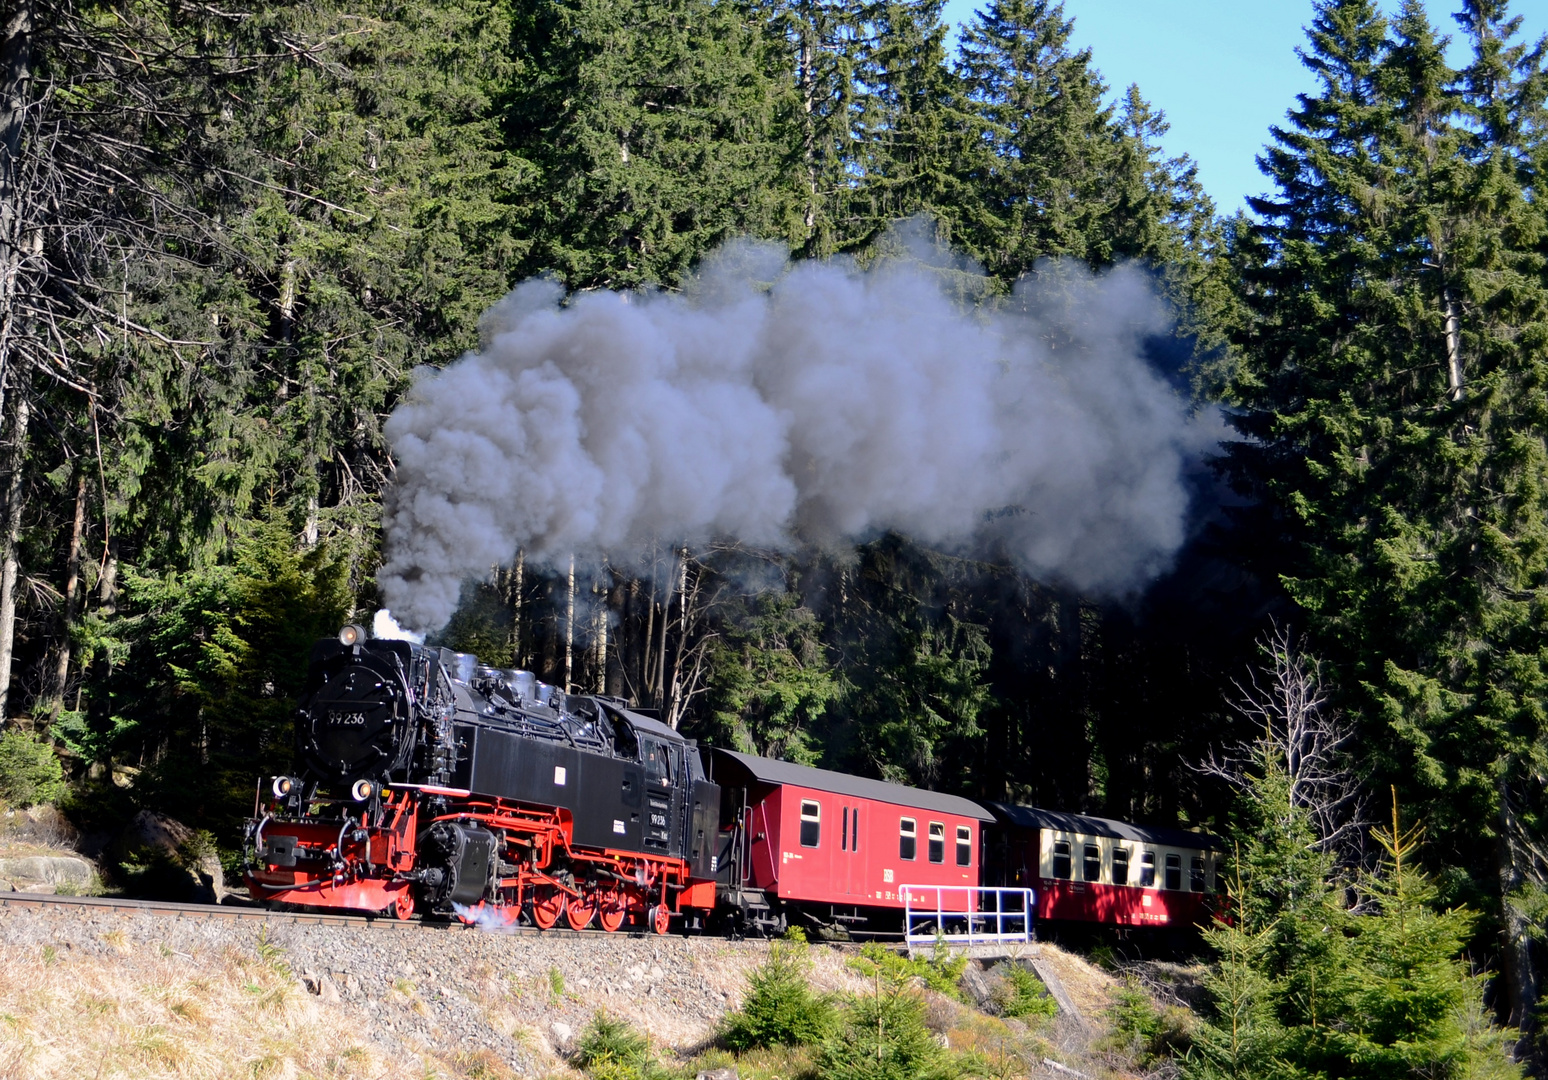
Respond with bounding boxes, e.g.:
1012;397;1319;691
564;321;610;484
800;801;821;848
900;818;917;860
1112;846;1130;885
842;807;849;851
1138;850;1156;887
1052;840;1072;880
1083;844;1101;882
928;822;945;863
1165;853;1182;891
1190;856;1206;892
956;825;972;866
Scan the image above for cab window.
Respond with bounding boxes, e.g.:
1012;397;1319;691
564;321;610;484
928;822;945;863
1165;853;1182;890
1052;840;1072;879
799;801;821;847
900;818;917;860
1083;845;1102;882
1138;850;1156;887
642;738;670;787
955;825;972;866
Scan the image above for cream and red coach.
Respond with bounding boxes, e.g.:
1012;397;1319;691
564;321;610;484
984;803;1220;928
707;749;993;935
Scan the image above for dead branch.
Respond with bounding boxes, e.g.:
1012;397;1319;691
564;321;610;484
1198;624;1369;864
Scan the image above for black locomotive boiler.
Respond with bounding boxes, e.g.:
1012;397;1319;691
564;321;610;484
244;625;720;931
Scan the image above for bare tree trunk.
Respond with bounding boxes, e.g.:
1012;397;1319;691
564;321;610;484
799;22;816;236
642;574;657;701
0;384;28;720
655;550;680;713
592;570;608;694
1497;778;1540;1066
98;535;117;615
563;553;575;692
506;548;523;668
0;0;33;292
664;548;688;727
275;255;296;400
47;471;85;717
1443;285;1464;400
0;0;33;426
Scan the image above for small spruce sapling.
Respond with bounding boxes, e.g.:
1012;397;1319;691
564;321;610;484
720;936;836;1050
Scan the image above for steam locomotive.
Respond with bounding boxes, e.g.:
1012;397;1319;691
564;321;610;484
244;625;1220;935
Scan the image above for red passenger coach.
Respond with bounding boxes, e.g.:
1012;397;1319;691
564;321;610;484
708;749;993;936
984;803;1221;931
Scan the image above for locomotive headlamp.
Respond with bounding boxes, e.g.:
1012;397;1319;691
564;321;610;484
338;624;366;646
351;779;375;802
272;775;294;798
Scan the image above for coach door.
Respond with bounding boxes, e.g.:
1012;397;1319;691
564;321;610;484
839;803;863;896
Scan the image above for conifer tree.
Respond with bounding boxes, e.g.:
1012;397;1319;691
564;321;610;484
953;0;1124;274
1227;0;1548;1053
842;0;976;251
954;0;1217;279
508;0;803;289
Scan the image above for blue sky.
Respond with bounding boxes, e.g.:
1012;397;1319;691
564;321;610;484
936;0;1548;215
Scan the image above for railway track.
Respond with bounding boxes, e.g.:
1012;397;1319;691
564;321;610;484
0;890;906;949
0;890;456;929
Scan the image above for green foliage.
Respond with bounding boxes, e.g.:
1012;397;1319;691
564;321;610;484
703;591;839;763
817;979;959;1080
0;730;66;808
824;537;994;789
507;0;802;289
572;1013;668;1080
1221;0;1548;1049
996;964;1058;1021
99;512;353;841
1185;723;1522;1079
846;942;967;1002
1102;983;1191;1069
720;939;837;1051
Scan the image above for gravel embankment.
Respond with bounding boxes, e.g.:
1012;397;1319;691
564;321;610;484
0;902;871;1076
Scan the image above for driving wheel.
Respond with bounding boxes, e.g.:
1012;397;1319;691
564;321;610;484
566;890;596;931
530;884;566;930
597;889;627;933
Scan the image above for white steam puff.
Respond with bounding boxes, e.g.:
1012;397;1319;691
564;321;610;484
379;237;1212;632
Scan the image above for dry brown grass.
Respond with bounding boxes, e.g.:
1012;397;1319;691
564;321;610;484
0;938;388;1080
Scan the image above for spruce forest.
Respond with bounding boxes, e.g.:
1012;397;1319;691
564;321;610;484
0;0;1545;1072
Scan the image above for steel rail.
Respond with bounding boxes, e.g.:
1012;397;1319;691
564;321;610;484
0;891;452;929
0;891;913;951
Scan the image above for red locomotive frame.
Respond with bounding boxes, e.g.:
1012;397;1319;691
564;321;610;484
246;783;715;933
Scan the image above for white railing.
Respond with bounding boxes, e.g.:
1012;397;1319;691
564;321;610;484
900;885;1036;955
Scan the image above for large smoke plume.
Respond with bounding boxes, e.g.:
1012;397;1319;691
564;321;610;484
379;233;1215;633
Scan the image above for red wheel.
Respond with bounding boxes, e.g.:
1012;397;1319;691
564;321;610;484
389;888;413;921
531;885;566;930
648;903;670;935
566;891;596;931
598;890;627;933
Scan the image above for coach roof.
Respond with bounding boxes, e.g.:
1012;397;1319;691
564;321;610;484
709;749;993;821
986;802;1222;850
